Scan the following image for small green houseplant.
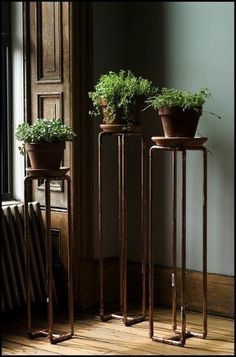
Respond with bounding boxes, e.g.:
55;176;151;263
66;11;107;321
88;69;156;131
145;87;220;137
15;118;76;169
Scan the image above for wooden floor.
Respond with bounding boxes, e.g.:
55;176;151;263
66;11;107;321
2;308;234;355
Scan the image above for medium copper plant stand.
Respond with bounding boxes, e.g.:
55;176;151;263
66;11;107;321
24;167;74;344
149;137;208;347
98;128;147;326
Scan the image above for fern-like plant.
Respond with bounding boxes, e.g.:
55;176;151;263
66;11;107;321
145;87;221;137
88;69;156;129
145;87;221;118
16;118;76;154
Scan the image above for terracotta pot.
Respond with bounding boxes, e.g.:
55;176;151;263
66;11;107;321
100;99;123;124
158;106;202;138
25;142;65;169
100;96;144;126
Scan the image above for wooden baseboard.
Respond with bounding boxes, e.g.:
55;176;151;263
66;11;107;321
77;258;234;318
77;258;120;310
128;262;234;318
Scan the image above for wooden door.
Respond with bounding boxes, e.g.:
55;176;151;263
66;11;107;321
25;1;93;307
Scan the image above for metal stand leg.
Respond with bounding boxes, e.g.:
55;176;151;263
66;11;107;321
172;149;177;331
24;173;74;344
141;137;146;318
149;146;154;338
121;134;127;325
45;178;53;341
180;149;187;346
99;132;146;326
66;175;74;338
24;176;32;337
118;135;123;316
202;147;208;338
149;145;208;347
98;132;104;320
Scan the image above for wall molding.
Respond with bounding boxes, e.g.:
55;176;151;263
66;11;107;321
77;258;234;319
128;262;234;318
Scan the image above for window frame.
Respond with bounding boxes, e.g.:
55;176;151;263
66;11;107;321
1;2;13;201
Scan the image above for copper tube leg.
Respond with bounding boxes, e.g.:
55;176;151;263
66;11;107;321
45;178;53;342
24;176;32;337
99;132;146;325
149;147;187;346
24;175;73;343
180;150;187;346
141;137;146;318
172;150;177;331
51;176;73;343
149;146;154;338
122;134;128;325
66;176;74;336
118;135;124;315
98;132;104;319
122;134;146;326
203;147;208;338
149;146;207;347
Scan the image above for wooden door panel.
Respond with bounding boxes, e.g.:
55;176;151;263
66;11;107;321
26;1;93;306
36;2;62;83
37;92;63;120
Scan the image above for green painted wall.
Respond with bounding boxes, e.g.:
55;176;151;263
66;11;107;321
93;2;234;276
160;2;234;275
92;2;126;259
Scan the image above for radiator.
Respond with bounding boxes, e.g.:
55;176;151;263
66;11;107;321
1;201;57;312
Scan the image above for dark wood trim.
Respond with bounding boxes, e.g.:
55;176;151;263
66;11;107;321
23;2;33;194
70;1;93;260
69;2;93;305
1;2;13;200
77;258;120;311
23;2;31;174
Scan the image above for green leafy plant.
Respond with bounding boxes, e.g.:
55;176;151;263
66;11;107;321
88;69;156;129
15;118;76;154
145;87;221;118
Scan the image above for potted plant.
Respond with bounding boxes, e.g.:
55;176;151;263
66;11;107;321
15;118;76;169
88;69;156;132
145;87;221;137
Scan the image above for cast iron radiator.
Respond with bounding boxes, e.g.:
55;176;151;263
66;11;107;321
1;201;57;312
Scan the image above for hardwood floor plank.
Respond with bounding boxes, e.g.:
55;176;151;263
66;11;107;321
2;308;234;355
73;320;232;355
1;340;60;355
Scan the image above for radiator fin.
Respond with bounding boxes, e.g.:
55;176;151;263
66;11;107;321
1;202;57;312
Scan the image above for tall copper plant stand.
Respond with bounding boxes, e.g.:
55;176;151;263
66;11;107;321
24;167;74;344
149;137;208;347
98;128;147;326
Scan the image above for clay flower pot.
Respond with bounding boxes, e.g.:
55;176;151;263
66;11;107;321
25;142;65;169
99;96;144;126
99;99;124;124
158;106;202;138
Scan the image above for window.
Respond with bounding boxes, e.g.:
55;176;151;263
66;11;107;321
1;2;13;201
1;2;25;203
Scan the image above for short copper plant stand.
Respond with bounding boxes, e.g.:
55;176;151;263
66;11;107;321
24;167;74;344
98;126;147;326
149;137;208;347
